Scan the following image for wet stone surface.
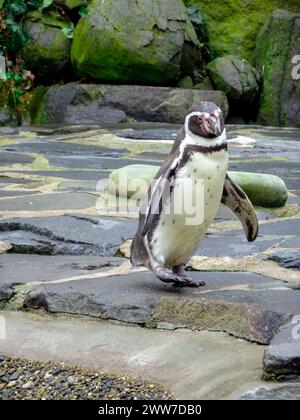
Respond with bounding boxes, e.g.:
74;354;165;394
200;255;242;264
263;320;300;379
0;123;300;386
239;383;300;400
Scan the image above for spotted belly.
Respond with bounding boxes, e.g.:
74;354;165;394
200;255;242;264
148;150;228;268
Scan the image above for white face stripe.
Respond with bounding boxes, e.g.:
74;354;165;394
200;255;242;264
170;128;227;172
184;111;226;147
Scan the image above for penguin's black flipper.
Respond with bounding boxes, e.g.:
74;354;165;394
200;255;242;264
221;174;259;242
142;169;175;237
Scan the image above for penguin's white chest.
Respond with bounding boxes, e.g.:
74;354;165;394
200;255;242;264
149;150;229;268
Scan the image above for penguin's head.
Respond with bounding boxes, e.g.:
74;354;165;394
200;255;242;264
185;101;224;139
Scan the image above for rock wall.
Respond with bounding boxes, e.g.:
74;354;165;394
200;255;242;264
256;9;300;127
21;10;72;82
31;83;228;125
183;0;300;63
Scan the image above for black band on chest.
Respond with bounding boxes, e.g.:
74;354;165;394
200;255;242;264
179;142;228;167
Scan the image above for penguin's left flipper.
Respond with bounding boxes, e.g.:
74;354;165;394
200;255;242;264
221;174;259;242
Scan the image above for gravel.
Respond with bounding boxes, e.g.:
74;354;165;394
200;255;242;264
0;356;172;400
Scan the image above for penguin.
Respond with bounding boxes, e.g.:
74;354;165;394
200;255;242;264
130;101;258;287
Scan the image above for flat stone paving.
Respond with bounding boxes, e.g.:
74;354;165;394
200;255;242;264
0;124;300;399
0;311;264;400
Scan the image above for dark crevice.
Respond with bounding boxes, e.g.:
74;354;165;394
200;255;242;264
278;16;298;126
0;221;120;256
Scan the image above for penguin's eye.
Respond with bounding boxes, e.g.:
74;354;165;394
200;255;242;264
197;116;204;123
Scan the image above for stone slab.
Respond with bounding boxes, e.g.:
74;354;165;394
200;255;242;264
3;267;291;344
263;319;300;379
0;192;97;212
0;311;264;400
0;215;136;256
239;383;300;400
0;254;124;284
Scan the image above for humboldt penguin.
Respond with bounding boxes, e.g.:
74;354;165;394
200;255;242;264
130;101;258;287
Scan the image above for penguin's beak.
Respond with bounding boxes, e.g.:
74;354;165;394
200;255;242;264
209;118;222;137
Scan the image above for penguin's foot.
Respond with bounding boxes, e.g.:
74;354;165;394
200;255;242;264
172;265;206;288
154;266;205;288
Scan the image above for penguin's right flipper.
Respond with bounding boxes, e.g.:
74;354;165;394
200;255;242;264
142;165;176;237
221;174;259;242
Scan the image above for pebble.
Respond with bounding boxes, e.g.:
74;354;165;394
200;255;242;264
22;381;34;389
9;372;19;381
0;357;172;400
8;381;16;387
67;376;75;385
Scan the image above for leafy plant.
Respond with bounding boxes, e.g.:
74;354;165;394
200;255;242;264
78;6;88;18
0;1;54;54
61;21;74;39
0;54;35;114
187;3;217;77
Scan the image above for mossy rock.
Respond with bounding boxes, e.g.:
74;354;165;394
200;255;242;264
55;0;87;9
109;165;288;208
178;76;194;89
206;55;260;102
183;0;300;63
21;10;72;81
71;0;200;84
256;9;300;127
227;171;288;208
29;83;229;125
194;78;214;91
109;165;158;199
28;87;49;125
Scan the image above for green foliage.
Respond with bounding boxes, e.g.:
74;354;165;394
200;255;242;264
78;6;88;17
0;1;54;54
61;21;74;39
184;0;300;63
186;3;217;80
0;55;35;114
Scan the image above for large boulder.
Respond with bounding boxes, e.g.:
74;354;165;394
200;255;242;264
71;0;201;85
21;10;72;81
64;105;127;125
31;83;228;125
256;9;300;127
206;55;260;102
183;0;300;63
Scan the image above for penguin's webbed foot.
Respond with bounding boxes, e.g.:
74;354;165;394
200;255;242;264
154;266;205;288
173;264;206;288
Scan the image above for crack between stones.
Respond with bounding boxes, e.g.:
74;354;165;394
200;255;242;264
0;221;96;247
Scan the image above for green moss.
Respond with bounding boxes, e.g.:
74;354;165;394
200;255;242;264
109;164;288;208
228;171;288;208
71;0;200;84
56;0;87;9
256;9;298;126
29;87;48;125
183;0;300;63
21;10;71;80
72;23;177;84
